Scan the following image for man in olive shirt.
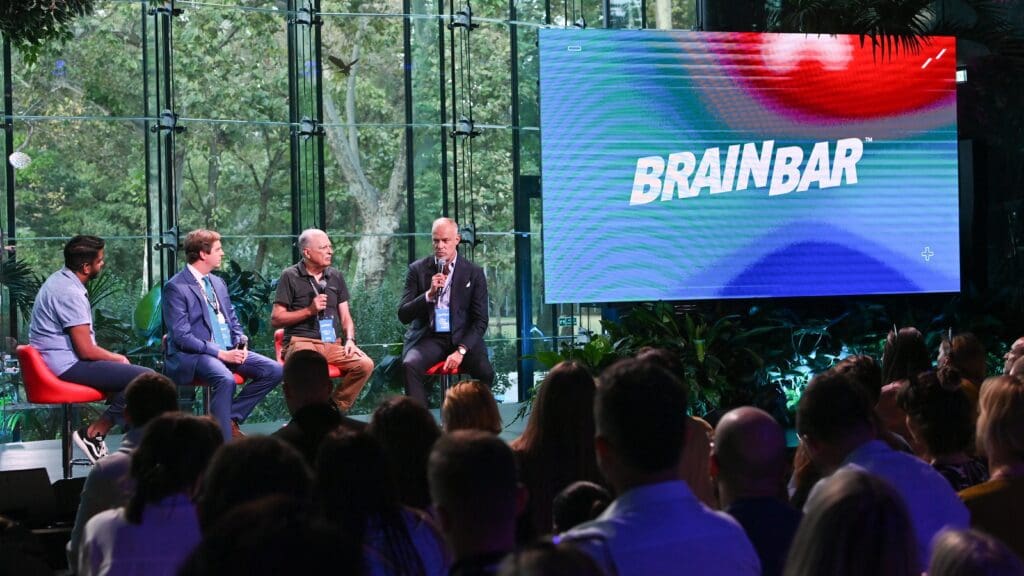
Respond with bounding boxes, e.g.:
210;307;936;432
272;229;373;412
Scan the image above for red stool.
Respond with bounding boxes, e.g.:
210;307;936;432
162;336;244;415
16;345;105;479
426;360;463;396
274;329;342;379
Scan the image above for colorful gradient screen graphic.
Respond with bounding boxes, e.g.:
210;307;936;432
539;29;960;303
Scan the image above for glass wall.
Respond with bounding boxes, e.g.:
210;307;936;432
1;0;695;440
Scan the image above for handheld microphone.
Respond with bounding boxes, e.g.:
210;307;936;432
437;258;448;275
318;280;328;294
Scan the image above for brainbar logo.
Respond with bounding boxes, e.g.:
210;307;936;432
629;138;863;205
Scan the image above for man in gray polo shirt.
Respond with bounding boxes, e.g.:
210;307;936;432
29;235;154;462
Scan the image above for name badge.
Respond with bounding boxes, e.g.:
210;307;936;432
435;308;451;333
215;318;232;347
319;318;338;343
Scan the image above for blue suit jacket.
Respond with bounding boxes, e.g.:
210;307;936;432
162;267;244;386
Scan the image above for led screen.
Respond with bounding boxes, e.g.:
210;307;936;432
539;29;960;303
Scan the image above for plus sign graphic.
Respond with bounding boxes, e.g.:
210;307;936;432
921;247;935;262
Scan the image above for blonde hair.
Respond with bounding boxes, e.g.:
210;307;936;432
976;375;1024;461
442;380;502;434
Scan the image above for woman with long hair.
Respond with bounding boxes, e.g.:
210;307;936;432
877;327;933;444
79;414;222;576
511;361;603;537
316;429;448;576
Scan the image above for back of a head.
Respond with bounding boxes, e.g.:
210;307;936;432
797;370;875;446
551;481;611;533
179;495;354;576
442;380;502;434
976;375;1024;463
497;541;604;576
784;467;918;576
368;396;441;510
929;529;1024;576
518;360;596;456
943;333;987;386
127;414;223;523
833;355;883;405
595;358;689;475
428;430;518;531
197;436;313;531
897;367;974;458
1010;356;1024;378
283;349;332;410
714;406;787;493
315;429;398;525
124;372;180;428
881;327;931;385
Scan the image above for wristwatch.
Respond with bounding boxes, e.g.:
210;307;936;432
457;345;468;356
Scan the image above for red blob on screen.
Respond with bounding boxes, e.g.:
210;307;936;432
720;33;956;121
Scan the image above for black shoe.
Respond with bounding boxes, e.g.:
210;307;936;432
73;426;108;463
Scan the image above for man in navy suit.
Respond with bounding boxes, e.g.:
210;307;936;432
163;229;282;441
398;218;493;404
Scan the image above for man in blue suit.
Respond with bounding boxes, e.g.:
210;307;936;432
163;229;282;441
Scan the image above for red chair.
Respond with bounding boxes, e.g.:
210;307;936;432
426;360;463;396
161;336;244;415
273;329;342;379
16;345;105;479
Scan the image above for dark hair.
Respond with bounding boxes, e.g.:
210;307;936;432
315;430;426;576
784;467;919;576
179;495;356;576
368;396;441;511
929;528;1024;576
126;414;222;524
897;367;974;457
283;349;330;388
511;361;601;535
834;355;884;404
183;229;221;264
551;481;611;533
797;370;875;443
442;380;502;434
881;327;932;386
497;539;604;576
197;436;312;531
428;430;519;527
595;358;688;472
124;372;179;428
63;235;105;271
942;333;987;387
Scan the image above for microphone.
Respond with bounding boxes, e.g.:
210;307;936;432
437;258;448;275
317;280;328;294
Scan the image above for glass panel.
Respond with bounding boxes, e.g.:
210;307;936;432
644;0;696;29
609;0;643;28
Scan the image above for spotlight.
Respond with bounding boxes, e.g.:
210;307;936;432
8;151;31;170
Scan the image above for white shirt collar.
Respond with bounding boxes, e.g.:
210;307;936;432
186;264;206;284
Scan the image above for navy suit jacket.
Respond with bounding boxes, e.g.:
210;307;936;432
398;254;488;355
162;267;244;386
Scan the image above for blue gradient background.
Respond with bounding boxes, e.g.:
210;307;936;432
539;29;960;304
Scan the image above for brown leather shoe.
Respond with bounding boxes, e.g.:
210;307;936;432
231;420;245;440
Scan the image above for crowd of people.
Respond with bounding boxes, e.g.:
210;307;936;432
8;229;1024;575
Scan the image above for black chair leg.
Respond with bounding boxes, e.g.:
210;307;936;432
61;404;73;479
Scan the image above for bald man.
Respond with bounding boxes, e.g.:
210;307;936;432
712;407;801;576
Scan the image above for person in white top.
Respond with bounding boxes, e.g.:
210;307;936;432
558;358;760;576
79;414;222;576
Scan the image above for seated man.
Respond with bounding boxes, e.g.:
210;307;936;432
163;229;282;442
271;228;373;412
398;218;493;405
28;235;154;462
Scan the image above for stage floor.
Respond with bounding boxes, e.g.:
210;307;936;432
0;403;529;482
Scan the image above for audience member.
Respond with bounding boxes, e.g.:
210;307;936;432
368;396;441;511
510;361;603;537
196;436;312;532
550;482;611;534
713;407;801;576
959;374;1024;558
442;380;502;434
316;429;448;575
897;367;988;491
635;347;717;507
876;327;932;441
929;528;1024;576
558;358;759;576
796;369;968;565
783;467;919;576
179;495;353;576
1009;356;1024;379
496;540;603;576
939;332;987;399
78;414;222;576
428;430;525;576
273;349;365;463
1002;336;1024;376
68;372;180;567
